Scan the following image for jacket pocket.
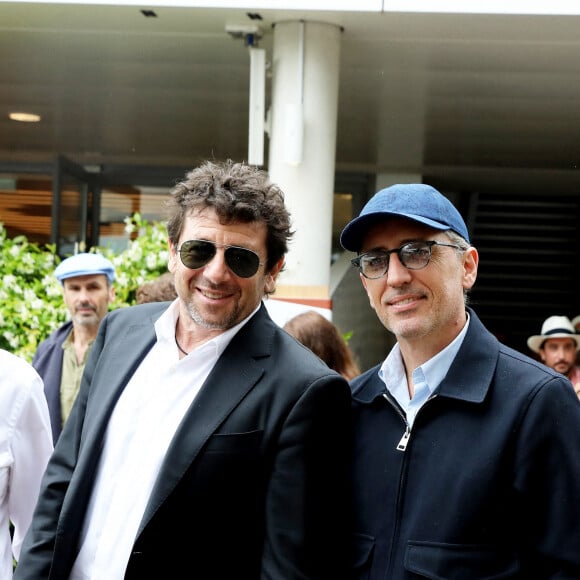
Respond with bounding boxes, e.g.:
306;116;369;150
204;429;263;454
352;533;375;580
405;541;519;579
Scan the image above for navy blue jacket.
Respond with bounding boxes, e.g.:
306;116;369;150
32;321;72;444
351;308;580;579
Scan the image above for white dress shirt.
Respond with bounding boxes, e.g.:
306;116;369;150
0;349;53;579
69;300;258;580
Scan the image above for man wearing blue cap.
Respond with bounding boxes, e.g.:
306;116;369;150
32;252;116;443
343;183;580;578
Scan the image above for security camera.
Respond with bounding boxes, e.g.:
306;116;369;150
226;24;262;46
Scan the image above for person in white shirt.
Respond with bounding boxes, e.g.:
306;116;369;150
0;349;53;579
15;160;352;580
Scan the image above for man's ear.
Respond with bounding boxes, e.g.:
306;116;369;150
361;275;377;311
265;257;285;294
462;246;479;291
168;239;178;273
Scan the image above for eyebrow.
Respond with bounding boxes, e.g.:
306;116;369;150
363;238;430;252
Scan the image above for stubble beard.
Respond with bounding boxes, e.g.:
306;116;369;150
73;312;100;328
185;297;241;331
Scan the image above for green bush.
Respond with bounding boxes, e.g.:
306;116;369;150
0;213;170;362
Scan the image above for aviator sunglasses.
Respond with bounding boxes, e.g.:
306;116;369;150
177;239;262;278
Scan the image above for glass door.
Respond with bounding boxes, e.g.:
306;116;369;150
51;155;96;256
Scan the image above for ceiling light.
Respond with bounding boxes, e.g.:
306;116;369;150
9;112;41;123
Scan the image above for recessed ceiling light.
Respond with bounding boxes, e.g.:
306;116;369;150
9;112;41;122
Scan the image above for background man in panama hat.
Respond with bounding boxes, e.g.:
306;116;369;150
527;315;580;398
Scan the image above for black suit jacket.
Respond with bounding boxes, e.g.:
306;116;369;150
16;302;353;579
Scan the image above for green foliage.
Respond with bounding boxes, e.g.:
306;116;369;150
0;213;170;362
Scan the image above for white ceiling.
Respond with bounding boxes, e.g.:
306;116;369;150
2;2;580;194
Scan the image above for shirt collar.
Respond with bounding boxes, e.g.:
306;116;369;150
155;299;261;358
380;311;471;402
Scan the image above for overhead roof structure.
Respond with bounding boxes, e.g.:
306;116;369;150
1;1;580;195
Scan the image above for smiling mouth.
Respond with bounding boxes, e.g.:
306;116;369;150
391;297;416;306
200;289;228;300
388;293;423;308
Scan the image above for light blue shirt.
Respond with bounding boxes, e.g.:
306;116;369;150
379;314;470;427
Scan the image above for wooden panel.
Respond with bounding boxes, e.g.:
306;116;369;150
0;186;168;244
0;189;52;242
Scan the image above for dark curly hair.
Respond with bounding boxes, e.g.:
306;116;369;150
166;160;294;271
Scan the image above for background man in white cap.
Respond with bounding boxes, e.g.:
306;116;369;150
342;183;580;579
527;315;580;398
32;253;116;443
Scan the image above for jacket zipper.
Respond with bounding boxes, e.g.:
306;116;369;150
382;392;410;451
382;391;438;451
381;389;438;578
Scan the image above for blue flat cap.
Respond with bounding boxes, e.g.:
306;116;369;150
54;253;116;284
340;183;470;252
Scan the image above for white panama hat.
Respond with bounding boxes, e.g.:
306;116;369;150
527;315;580;354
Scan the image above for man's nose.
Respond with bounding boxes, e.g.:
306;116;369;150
386;252;412;285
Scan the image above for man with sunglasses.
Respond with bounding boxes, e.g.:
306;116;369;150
343;184;580;579
15;160;352;580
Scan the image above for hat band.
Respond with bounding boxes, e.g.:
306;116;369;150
544;328;575;336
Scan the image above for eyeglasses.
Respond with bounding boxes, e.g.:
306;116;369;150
351;240;462;279
177;239;262;278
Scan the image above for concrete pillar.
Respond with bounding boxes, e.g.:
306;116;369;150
267;20;342;312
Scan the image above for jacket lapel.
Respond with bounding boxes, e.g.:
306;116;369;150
137;304;275;534
80;312;159;450
437;308;500;403
352;308;501;407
